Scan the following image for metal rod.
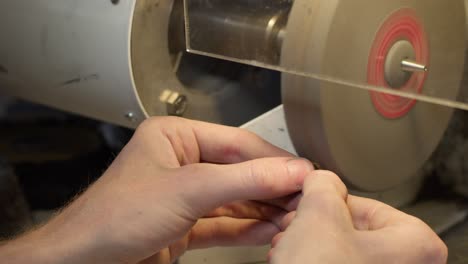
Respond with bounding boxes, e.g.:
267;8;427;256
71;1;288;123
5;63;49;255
401;60;428;73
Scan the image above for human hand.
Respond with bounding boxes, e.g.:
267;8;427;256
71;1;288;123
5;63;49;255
0;117;313;264
270;171;448;264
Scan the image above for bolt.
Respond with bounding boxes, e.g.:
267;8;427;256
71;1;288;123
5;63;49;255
159;90;188;116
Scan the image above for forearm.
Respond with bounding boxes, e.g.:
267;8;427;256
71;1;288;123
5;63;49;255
0;228;60;263
0;194;117;264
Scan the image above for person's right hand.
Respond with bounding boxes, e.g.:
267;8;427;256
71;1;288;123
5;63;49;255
270;171;448;264
0;117;311;264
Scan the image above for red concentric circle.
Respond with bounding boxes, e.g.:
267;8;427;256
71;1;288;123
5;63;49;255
367;8;429;119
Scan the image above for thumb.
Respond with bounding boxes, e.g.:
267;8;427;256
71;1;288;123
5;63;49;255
295;171;353;229
176;158;314;214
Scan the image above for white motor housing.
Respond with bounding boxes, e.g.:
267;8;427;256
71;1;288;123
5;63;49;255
0;0;280;127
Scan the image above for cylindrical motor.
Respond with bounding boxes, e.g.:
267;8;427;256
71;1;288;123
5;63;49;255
0;0;146;127
0;0;281;128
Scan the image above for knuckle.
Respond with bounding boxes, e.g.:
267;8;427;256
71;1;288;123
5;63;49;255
137;116;183;134
361;202;386;230
240;129;262;142
427;239;448;264
221;129;260;162
134;116;188;150
304;170;348;198
320;170;346;189
421;232;448;264
406;218;448;264
238;129;268;147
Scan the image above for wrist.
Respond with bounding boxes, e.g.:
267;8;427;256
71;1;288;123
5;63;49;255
33;200;121;264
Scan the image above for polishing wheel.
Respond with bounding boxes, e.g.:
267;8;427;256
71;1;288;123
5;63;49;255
3;0;467;193
282;0;466;192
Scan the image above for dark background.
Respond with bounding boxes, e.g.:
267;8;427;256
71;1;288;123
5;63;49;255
0;97;133;238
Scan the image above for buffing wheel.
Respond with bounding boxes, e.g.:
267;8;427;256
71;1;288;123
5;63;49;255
282;0;466;191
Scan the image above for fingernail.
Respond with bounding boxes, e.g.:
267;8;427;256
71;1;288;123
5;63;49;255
286;158;314;189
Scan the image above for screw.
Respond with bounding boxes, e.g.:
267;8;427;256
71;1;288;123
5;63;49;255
125;112;138;122
110;0;119;5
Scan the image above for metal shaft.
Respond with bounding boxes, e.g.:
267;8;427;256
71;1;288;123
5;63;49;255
401;59;428;73
185;0;291;64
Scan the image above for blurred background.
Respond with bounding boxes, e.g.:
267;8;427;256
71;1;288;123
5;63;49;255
0;96;133;238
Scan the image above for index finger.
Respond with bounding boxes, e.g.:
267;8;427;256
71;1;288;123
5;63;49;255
190;119;294;163
136;117;293;166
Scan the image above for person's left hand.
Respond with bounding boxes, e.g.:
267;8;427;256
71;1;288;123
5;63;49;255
268;171;447;264
1;117;313;264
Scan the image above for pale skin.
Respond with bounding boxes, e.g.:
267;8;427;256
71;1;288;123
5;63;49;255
0;117;448;263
